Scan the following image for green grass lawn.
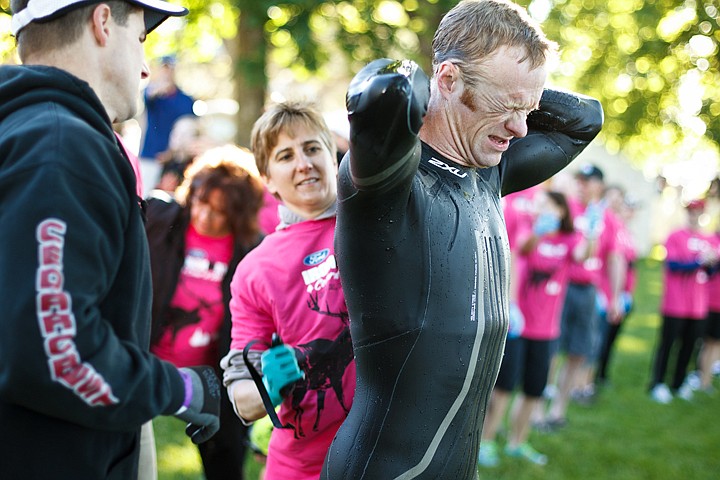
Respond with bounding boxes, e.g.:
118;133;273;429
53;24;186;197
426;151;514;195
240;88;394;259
156;258;720;479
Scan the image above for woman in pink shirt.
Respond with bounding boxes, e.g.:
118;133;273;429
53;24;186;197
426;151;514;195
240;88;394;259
221;102;355;480
146;150;265;478
480;191;590;467
650;199;719;403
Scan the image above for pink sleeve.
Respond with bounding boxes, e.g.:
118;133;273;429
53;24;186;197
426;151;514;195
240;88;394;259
664;230;682;261
229;259;276;352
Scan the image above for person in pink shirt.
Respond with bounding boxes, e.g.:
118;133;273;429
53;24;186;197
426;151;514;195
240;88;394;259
503;185;546;340
221;101;355;480
650;199;719;403
596;186;639;385
146;150;265;478
700;229;720;392
480;190;590;467
545;164;625;426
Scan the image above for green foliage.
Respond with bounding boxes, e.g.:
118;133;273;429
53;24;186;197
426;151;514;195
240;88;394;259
156;258;720;480
538;0;720;170
0;0;15;63
2;0;720;169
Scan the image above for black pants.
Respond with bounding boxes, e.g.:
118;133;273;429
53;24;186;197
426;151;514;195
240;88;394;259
650;315;707;390
198;387;249;480
596;322;622;382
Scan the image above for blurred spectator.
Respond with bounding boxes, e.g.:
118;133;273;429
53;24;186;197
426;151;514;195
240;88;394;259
544;163;624;426
480;191;590;467
649;199;719;403
704;177;720;233
140;55;195;197
154;115;213;194
700;226;720;393
146;148;265;478
595;185;639;385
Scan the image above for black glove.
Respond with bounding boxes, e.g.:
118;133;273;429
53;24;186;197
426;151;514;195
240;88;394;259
346;58;430;184
527;88;604;141
175;366;221;444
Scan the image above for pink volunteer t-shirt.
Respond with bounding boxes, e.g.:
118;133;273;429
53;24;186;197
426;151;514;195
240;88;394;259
661;227;714;319
230;217;355;480
151;225;233;367
617;222;638;294
567;200;621;305
707;232;720;312
518;230;580;340
504;185;542;251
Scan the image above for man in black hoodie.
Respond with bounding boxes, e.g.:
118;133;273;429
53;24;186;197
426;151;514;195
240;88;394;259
0;2;222;478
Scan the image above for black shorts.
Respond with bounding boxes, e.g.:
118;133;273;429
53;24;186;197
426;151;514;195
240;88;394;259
706;310;720;340
495;336;556;397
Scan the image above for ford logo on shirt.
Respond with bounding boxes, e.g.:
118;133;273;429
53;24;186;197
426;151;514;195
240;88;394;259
304;248;330;266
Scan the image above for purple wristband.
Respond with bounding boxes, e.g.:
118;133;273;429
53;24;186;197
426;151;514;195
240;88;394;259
179;369;193;409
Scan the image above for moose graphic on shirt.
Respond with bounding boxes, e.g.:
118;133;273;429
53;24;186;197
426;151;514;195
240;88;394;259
286;292;353;439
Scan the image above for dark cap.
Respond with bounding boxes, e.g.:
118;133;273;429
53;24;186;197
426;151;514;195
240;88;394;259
576;164;604;181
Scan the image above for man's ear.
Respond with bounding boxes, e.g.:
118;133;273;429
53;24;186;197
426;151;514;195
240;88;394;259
435;61;460;100
90;3;113;46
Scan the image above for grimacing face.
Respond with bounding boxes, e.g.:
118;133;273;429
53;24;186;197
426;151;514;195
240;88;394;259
449;45;547;169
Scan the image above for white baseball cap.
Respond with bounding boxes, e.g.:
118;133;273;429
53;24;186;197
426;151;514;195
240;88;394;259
11;0;189;37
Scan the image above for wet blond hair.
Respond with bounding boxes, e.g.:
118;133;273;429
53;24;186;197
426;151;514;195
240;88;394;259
432;0;557;88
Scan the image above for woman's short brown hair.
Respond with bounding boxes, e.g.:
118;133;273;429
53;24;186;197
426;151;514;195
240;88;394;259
250;101;336;177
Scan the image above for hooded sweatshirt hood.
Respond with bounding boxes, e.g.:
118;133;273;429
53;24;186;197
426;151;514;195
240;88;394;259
0;65;113;138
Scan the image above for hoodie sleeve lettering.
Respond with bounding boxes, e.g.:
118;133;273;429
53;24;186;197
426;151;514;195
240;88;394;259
0;102;184;430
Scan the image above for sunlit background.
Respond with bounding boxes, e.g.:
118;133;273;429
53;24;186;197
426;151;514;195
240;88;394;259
2;0;720;254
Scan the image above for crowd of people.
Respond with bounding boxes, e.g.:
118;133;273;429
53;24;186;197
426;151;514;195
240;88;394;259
477;165;720;468
1;1;718;479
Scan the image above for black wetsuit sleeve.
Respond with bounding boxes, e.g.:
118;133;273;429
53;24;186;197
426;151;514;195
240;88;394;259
344;58;430;192
500;88;604;196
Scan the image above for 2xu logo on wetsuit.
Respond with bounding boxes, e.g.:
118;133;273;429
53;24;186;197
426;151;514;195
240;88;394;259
428;158;468;178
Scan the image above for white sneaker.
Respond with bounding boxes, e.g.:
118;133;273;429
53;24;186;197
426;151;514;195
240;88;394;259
677;382;694;401
685;371;701;391
542;384;558;400
650;384;673;404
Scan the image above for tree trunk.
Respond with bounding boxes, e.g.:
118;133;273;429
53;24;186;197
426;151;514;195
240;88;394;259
227;7;267;148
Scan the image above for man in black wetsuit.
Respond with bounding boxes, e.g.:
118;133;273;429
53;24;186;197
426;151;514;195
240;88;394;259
322;1;604;479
